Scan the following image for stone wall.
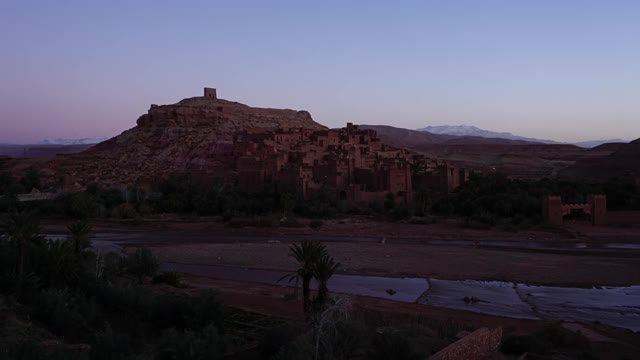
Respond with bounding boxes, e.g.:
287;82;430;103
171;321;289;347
430;327;502;360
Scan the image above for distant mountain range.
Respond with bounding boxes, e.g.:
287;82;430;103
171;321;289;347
417;125;627;148
37;138;107;145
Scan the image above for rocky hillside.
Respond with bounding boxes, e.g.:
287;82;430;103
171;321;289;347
38;89;326;188
560;138;640;182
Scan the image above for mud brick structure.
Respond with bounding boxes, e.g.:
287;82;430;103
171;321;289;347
542;194;640;226
36;87;470;202
232;123;467;204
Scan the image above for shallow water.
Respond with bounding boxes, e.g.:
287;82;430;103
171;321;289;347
44;233;640;331
160;262;640;332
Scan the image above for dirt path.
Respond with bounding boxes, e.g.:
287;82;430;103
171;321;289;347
149;240;640;287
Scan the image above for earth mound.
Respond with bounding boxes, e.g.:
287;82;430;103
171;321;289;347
40;88;326;188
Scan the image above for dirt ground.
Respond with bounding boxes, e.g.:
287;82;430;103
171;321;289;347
44;217;640;286
96;217;639;287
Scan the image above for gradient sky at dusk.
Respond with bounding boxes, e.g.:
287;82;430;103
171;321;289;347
1;0;639;143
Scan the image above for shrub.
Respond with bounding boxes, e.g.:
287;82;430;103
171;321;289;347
272;335;315;360
100;252;125;282
33;288;89;341
193;290;226;330
153;271;184;287
501;335;549;355
111;203;139;219
155;324;224;360
309;219;324;229
367;330;423;360
150;290;225;331
150;294;196;330
280;217;306;228
406;216;435;225
536;323;591;349
0;272;41;304
124;248;159;283
258;324;301;359
318;319;364;360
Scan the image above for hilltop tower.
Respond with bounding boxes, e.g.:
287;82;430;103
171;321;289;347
204;87;217;100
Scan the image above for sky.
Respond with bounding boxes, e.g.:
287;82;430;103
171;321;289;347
1;0;639;144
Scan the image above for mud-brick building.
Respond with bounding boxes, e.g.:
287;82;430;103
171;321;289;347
232;123;468;205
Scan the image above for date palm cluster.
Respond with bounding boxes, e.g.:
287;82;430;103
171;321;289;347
280;240;341;315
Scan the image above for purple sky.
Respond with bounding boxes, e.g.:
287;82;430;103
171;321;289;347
1;1;639;143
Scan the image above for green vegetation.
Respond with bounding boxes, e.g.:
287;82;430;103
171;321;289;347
431;173;640;226
4;170;639;227
280;240;334;314
501;323;593;358
0;211;229;359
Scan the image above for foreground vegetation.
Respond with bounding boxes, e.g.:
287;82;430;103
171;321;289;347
3;169;639;232
0;210;228;359
1;206;634;358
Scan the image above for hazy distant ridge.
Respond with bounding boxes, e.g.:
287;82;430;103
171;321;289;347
37;138;107;145
417;125;626;148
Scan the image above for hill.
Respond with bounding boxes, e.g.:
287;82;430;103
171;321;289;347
560;138;640;183
361;125;587;178
417;125;627;148
417;125;559;144
34;88;326;188
360;125;535;146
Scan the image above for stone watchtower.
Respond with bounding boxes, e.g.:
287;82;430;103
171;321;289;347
204;87;217;100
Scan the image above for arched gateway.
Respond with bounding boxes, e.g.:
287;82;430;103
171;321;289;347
542;195;607;226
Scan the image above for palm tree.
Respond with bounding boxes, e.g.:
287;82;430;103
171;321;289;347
45;239;80;287
311;253;341;308
280;240;327;314
67;220;92;254
1;210;43;276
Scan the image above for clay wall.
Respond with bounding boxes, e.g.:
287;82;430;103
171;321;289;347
607;211;640;225
543;196;564;225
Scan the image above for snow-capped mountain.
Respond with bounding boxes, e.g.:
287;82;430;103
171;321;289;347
417;125;627;148
417;125;560;144
37;138;106;145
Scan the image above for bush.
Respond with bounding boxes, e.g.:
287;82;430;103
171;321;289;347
111;203;139;219
272;335;315;360
155;324;224;360
33;288;89;341
258;324;301;359
406;216;435;225
318;319;364;360
280;217;306;228
367;330;423;360
124;248;159;283
153;271;184;287
100;252;125;282
150;290;225;331
501;335;549;355
192;290;226;330
309;219;324;229
0;272;41;304
501;323;592;355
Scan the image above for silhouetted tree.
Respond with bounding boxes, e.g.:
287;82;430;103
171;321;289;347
311;253;341;309
67;219;92;254
280;241;327;314
1;210;43;276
